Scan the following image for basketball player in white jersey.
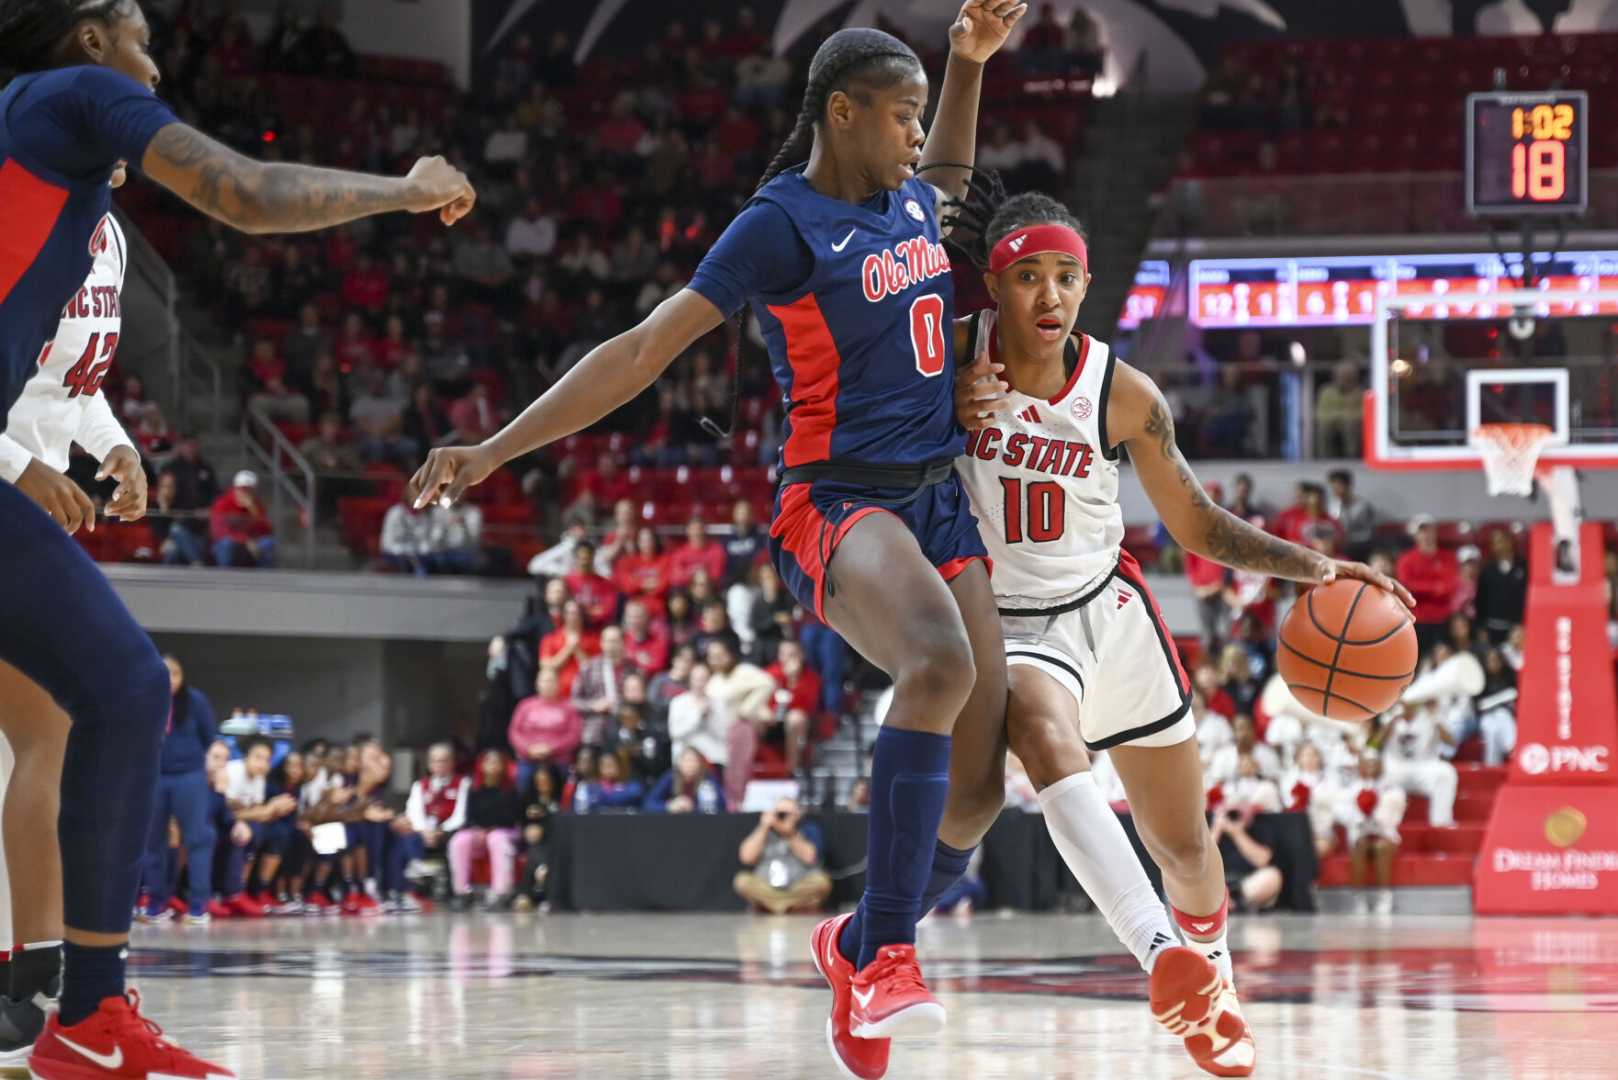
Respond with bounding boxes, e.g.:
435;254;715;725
944;179;1412;1078
0;162;146;1066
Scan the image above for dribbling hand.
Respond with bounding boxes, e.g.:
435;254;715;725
404;156;477;226
1321;559;1417;609
407;444;497;510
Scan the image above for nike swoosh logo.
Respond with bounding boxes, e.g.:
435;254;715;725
851;985;875;1009
831;228;856;253
56;1035;122;1070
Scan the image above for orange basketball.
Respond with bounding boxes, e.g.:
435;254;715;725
1276;578;1419;723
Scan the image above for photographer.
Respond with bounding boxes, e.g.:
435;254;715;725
732;797;831;915
1209;756;1284;912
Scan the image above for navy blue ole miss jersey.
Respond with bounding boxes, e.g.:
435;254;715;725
689;168;961;468
0;66;176;431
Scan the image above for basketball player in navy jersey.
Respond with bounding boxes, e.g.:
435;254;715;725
948;182;1412;1076
0;3;472;1076
411;7;1025;1077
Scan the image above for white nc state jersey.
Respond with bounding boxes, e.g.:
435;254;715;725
955;309;1124;610
0;214;131;482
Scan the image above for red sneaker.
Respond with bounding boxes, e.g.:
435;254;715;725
204;899;233;920
222;893;266;919
29;990;235;1079
1149;947;1256;1078
353;892;381;916
848;944;945;1039
303;891;336;915
809;915;890;1080
166;897;187;917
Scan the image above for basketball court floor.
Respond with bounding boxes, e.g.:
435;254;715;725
105;911;1615;1079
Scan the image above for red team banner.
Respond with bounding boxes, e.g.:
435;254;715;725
1474;522;1618;914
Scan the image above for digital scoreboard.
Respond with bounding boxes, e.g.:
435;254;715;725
1466;91;1588;216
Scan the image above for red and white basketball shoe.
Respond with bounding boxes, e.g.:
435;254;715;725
848;945;945;1040
809;915;890;1080
29;991;235;1079
1148;947;1256;1078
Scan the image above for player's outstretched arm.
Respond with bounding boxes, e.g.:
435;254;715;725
407;289;725;509
921;1;1028;201
1110;361;1414;604
141;123;474;235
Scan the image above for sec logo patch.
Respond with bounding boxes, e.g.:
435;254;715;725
1072;395;1093;420
904;198;925;222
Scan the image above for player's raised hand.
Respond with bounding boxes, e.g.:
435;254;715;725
15;458;95;534
407;444;497;510
99;445;148;521
1322;559;1417;609
404;156;477;226
949;1;1029;63
954;350;1011;431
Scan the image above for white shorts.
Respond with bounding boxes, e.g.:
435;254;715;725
1000;559;1194;751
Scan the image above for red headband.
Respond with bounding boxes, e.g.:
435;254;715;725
988;223;1089;274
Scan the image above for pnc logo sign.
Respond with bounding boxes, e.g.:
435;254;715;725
1518;742;1610;775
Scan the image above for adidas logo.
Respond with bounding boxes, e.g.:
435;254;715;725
1147;932;1174;953
1018;405;1041;424
1008;233;1027;252
1117;590;1134;610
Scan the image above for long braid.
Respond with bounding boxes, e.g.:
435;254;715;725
0;0;124;76
704;28;922;440
936;169;1086;271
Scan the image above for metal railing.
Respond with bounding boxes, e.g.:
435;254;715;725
241;404;317;567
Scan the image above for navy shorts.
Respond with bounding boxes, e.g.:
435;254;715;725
768;472;990;622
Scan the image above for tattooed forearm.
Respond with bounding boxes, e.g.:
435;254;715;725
145;125;412;234
1142;401;1326;582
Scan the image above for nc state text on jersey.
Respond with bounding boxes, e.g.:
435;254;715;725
965;427;1096;478
60;284;121;321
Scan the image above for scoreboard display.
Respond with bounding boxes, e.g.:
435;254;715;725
1188;250;1618;328
1466;91;1588;215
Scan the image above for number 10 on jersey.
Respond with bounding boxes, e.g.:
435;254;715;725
1001;477;1065;543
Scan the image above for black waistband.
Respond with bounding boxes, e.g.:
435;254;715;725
779;458;956;491
997;563;1119;618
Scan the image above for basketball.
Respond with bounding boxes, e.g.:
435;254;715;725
1276;579;1419;723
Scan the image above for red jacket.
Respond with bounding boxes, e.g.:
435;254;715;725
1396;547;1460;624
615;553;669;607
623;623;671;675
209;490;272;543
666;541;726;589
766;663;822;715
563;571;621;628
1184;551;1225;592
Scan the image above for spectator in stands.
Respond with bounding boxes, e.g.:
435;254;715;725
452;220;516;304
1208;713;1279;785
569;750;644;814
1339;752;1405;916
1184;549;1227;651
210;470;275;568
665;589;698;650
204;745;262;921
510;667;583;794
402;383;453;458
1273;482;1343;549
447;750;524;911
733;797;831;914
1316;362;1364;458
649;644;697;726
1472;648;1519;766
1378;698;1460;828
1018;3;1068;72
764;640;821;777
723;498;765;585
169;435;220;509
292;3;356;77
572;626;640;745
1209;783;1284;912
667;663;731;775
1397;515;1461;655
564;541;621;628
1228;471;1268;525
704;637;777;806
151;470;207;566
1325;470;1376;561
692;600;739;660
379;496;432;575
797;618;849;716
644;746;726;814
427;499;482;574
405;741;469;868
621;600;671;675
1475;530;1527;644
349;366;411;464
299;411;361;480
528;521;613;579
447;384;504;446
735;47;791;108
539;599;598;696
668;516;726;589
506;197;557;261
223;737;297;913
517;765;560;908
1218;642;1263;718
595;498;640;573
1204;366;1255;457
605;674;669;782
1281;742;1340;859
739;562;794;664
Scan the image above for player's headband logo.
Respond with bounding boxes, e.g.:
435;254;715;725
989;224;1088;275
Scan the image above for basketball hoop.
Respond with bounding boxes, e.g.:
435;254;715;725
1471;423;1555;496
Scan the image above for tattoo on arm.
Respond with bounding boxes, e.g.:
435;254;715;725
146;125;409;233
1142;401;1324;581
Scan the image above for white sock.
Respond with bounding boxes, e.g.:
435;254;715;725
1038;771;1180;974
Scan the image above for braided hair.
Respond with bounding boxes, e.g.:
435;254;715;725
704;28;922;438
0;0;128;76
938;170;1088;271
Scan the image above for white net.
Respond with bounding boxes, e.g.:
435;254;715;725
1471;423;1555;497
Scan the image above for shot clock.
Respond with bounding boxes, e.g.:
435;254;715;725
1467;91;1588;215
